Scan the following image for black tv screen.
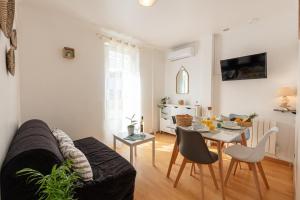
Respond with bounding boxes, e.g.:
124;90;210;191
220;53;267;81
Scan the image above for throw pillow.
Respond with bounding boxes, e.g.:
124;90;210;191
52;128;74;147
64;145;94;182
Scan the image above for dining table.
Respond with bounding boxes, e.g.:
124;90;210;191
166;125;249;200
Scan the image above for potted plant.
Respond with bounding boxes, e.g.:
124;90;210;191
160;97;169;105
126;114;138;136
158;97;170;109
17;160;81;200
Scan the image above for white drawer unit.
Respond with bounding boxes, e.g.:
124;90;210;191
160;118;171;133
159;104;201;135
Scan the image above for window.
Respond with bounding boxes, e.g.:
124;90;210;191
104;41;141;140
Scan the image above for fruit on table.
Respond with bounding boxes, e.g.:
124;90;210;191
243;113;258;122
209;124;216;131
234;118;242;123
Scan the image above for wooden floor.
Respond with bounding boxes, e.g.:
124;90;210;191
115;133;294;200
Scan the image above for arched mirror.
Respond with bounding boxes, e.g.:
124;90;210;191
176;66;189;94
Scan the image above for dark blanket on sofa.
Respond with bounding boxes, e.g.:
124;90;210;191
1;120;64;200
1;119;136;200
74;137;136;200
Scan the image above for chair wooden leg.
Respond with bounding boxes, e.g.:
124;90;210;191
208;164;219;189
239;162;242;169
217;142;225;200
190;163;194;176
167;142;179;178
233;161;239;176
197;164;205;200
221;141;225;148
173;158;187;188
225;159;235;186
257;162;270;189
251;163;263;200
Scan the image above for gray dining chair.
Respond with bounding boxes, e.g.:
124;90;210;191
173;127;219;199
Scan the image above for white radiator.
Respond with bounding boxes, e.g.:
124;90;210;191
247;119;277;157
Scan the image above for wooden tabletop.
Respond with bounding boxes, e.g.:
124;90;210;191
182;126;247;143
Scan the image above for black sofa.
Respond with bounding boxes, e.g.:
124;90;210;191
1;119;136;200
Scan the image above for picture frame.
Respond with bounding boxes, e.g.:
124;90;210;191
63;47;75;59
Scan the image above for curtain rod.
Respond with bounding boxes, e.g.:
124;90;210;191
96;33;137;48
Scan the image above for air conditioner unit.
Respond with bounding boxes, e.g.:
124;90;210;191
167;46;195;61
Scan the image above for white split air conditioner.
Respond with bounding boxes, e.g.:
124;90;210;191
167;45;195;61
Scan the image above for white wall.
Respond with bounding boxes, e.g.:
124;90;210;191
295;41;300;200
18;2;165;144
0;13;20;165
18;2;105;141
140;48;165;132
164;35;214;109
213;11;298;162
152;50;166;130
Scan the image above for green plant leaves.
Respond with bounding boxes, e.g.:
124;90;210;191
17;160;80;200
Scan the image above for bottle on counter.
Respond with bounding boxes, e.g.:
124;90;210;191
140;116;144;133
207;106;213;119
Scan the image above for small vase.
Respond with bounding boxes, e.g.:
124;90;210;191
127;126;135;136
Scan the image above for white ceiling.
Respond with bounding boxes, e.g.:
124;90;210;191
22;0;293;48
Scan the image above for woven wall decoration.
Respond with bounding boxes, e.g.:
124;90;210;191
0;0;15;38
6;47;15;76
10;29;16;49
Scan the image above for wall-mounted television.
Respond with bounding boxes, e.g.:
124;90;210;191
220;53;267;81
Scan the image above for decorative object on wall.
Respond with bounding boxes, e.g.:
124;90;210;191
10;29;17;49
6;47;15;76
176;66;189;94
277;86;296;109
62;47;75;59
0;0;15;38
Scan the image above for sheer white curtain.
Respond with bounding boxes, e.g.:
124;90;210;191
104;40;141;142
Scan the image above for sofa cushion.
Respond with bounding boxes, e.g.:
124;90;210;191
74;137;136;200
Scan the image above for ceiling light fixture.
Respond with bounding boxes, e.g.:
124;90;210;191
139;0;157;7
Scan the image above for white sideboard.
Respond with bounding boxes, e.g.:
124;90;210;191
159;104;201;135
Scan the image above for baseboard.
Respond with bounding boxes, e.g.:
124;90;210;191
156;131;175;135
264;156;293;167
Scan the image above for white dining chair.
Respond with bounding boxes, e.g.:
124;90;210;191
224;127;279;200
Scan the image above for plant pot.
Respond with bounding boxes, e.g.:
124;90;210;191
127;126;135;136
